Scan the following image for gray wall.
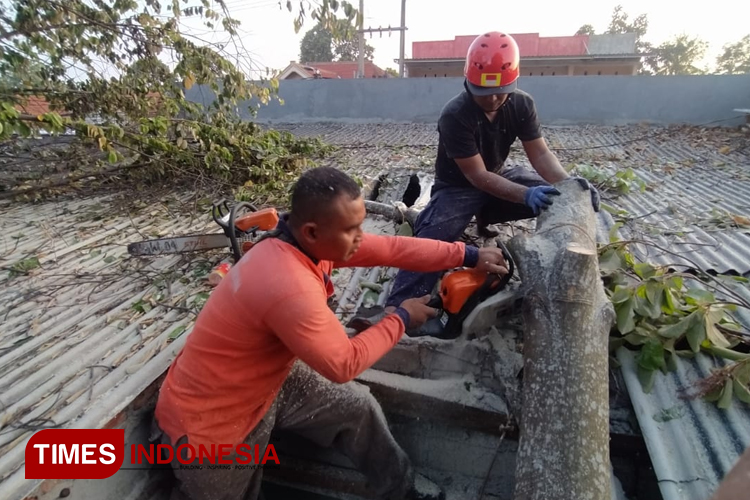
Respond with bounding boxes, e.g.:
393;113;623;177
185;75;750;126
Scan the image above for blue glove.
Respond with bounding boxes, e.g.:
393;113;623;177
524;186;561;215
573;177;600;212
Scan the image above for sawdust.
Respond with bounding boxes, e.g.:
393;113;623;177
357;369;508;414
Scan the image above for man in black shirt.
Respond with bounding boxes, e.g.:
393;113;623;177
384;32;599;327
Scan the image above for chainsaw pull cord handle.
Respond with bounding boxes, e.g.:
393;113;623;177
227;201;258;262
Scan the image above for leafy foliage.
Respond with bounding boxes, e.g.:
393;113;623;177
715;35;750;75
575;24;596;36
601;227;750;408
299;20;374;64
646;34;709;76
571;164;647;198
605;5;651;54
0;0;344;201
300;23;334;62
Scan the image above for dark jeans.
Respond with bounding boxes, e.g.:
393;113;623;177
385;166;548;308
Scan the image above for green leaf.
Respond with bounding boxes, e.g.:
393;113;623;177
705;307;731;348
615;297;636;334
610;287;631;304
362;289;379;307
608;222;623;243
599;248;625;274
666;276;684;291
168;325;187;342
658;311;697;339
704;385;723;402
637;339;666;371
192;291;210;310
359;281;383;293
686;320;707;353
637;365;657;393
733;378;750;404
633;263;657;280
108;149;118;164
103;255;116;264
624;331;651;346
685;288;714;306
132;300;153;314
662;288;677;315
665;351;678;373
396;222;413;237
718;379;734;409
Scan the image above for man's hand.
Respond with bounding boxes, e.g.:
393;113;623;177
475;247;509;275
573;177;600;212
523;186;561;215
399;295;438;330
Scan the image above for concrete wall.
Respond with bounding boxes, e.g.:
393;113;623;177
185;75;750;126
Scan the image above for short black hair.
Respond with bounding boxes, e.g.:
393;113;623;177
290;167;362;223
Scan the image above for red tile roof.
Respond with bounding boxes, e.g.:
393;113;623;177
302;61;386;79
413;33;592;59
15;96;54;116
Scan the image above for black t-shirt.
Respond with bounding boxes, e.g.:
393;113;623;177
434;88;542;188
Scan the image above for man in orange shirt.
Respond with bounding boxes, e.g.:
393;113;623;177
152;167;508;500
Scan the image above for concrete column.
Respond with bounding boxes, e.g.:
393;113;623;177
568;65;574;76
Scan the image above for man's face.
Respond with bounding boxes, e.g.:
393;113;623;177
305;194;365;262
472;92;509;113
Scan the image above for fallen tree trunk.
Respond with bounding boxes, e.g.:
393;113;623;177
508;178;615;500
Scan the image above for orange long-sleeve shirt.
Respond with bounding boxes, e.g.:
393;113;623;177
154;232;469;447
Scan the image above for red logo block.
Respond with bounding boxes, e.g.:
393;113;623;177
25;429;125;479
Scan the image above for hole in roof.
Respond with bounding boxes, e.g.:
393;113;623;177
484;34;491;37
500;34;507;37
478;64;484;70
501;44;508;48
481;43;488;48
502;63;510;70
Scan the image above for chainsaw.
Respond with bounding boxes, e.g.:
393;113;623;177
346;239;515;340
127;199;279;262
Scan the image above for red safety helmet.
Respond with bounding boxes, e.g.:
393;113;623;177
464;32;520;96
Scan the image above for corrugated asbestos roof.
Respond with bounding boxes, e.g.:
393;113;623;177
0;192;212;499
1;122;748;500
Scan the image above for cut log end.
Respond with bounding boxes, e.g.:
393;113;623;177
566;243;595;256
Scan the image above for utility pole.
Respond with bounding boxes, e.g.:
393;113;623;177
357;0;365;78
399;0;406;77
356;1;408;78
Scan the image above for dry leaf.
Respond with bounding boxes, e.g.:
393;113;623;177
718;145;731;155
731;214;750;227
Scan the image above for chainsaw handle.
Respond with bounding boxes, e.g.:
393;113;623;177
227;201;258;262
426;296;442;310
495;238;514;290
212;199;232;230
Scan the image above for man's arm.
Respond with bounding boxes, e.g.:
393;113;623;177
455;155;527;203
334;232;475;270
522;137;569;184
266;290;406;384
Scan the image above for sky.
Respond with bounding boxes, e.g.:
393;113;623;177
190;0;750;76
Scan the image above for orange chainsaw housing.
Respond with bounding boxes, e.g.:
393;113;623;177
234;207;279;232
438;268;490;315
